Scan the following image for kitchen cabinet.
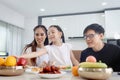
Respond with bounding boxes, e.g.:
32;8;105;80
105;10;120;39
42;13;105;40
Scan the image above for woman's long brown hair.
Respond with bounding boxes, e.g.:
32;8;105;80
23;25;48;66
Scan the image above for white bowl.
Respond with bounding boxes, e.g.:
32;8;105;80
78;67;113;80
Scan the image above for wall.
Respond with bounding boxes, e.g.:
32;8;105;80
0;3;38;51
0;3;24;28
22;17;38;49
66;39;87;50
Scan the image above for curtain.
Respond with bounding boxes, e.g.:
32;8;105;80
0;21;23;56
0;21;7;52
6;24;23;56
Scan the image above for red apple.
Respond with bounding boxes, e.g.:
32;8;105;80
17;57;27;66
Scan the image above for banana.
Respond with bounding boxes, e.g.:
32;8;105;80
79;62;107;68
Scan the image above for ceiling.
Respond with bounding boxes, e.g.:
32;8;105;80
0;0;120;17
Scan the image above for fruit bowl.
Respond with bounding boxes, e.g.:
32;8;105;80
78;67;113;80
0;66;24;76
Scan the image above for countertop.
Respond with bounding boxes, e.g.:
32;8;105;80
0;72;120;80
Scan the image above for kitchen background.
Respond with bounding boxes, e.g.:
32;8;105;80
0;0;120;56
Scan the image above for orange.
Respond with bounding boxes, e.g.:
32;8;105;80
4;56;17;66
0;57;5;66
72;66;79;76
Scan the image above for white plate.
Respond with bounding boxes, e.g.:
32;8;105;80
38;71;66;79
25;68;39;74
59;65;72;72
61;68;71;72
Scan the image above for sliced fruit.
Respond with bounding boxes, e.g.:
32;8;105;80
79;62;107;68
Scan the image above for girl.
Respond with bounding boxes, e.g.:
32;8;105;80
20;25;79;66
22;25;49;66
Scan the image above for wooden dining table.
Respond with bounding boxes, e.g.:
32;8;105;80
0;72;120;80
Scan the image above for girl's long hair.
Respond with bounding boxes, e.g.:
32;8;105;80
23;25;48;65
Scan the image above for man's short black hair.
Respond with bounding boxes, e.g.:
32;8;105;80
83;23;105;35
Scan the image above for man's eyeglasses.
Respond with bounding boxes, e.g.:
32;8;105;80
84;34;97;39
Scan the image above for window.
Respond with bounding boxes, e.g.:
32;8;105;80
0;21;23;56
0;21;7;56
0;51;8;56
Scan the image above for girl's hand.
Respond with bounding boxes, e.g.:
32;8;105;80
13;55;20;59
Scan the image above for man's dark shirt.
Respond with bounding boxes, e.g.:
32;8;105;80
80;43;120;72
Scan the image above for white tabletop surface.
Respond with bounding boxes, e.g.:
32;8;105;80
0;72;120;80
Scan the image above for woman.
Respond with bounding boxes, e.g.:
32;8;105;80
22;25;49;66
20;25;79;66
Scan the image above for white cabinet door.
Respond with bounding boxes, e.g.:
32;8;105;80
42;13;105;40
105;10;120;39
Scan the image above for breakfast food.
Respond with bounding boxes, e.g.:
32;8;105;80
0;56;27;67
38;61;61;74
40;65;61;74
78;56;113;80
72;66;79;76
0;56;25;76
17;57;27;66
0;58;5;66
79;62;107;68
32;67;43;72
4;56;17;66
86;55;96;62
79;56;107;68
59;65;71;70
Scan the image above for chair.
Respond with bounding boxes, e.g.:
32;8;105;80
72;50;82;62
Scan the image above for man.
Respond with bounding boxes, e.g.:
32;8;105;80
80;23;120;72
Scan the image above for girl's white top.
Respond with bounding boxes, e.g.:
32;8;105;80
25;47;49;66
45;43;72;66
